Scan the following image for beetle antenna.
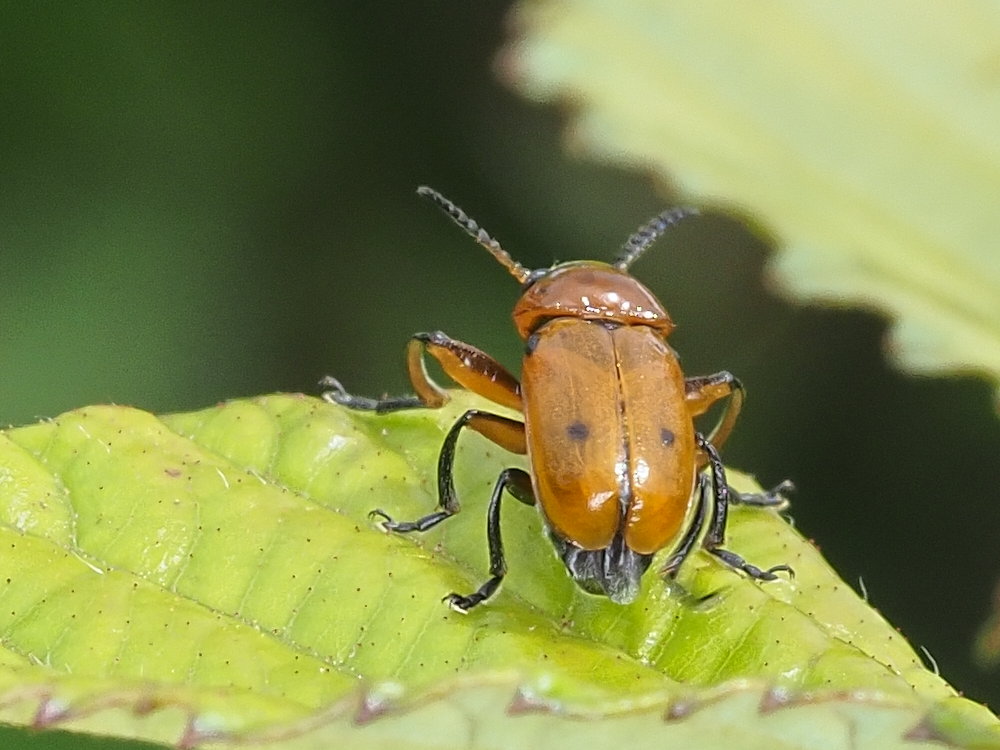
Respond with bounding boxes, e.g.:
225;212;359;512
417;186;532;283
613;206;700;270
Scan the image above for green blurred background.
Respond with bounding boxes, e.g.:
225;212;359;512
1;4;997;745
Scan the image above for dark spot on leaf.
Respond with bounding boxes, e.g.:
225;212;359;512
566;421;589;441
660;428;675;446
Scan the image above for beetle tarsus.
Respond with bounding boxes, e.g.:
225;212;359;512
319;375;424;413
709;548;794;581
772;564;795;579
443;594;472;614
368;508;453;533
443;577;502;614
733;479;794;509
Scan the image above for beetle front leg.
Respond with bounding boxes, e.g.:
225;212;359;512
444;467;535;613
320;375;425;413
685;374;795;506
323;331;522;413
685;371;743;454
696;433;793;581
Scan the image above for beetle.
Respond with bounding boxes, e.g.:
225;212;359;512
322;186;792;611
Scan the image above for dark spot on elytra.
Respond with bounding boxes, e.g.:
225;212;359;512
566;421;590;441
660;428;675;446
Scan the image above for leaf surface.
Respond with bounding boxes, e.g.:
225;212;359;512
0;393;995;747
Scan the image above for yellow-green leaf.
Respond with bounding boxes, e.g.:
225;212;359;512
502;1;1000;398
0;393;997;747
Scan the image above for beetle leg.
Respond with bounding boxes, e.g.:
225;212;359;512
322;331;522;413
661;474;710;579
696;433;793;581
370;408;526;531
685;371;744;455
731;479;795;509
444;468;535;613
320;376;424;412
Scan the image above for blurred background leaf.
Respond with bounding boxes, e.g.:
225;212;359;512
504;2;1000;389
1;2;998;747
977;579;1000;670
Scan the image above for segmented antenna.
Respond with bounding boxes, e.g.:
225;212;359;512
613;206;700;270
417;186;531;283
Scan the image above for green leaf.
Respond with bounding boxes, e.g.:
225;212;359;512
0;393;996;748
502;1;1000;399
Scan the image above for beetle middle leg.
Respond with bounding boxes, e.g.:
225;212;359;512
371;408;526;530
444;467;535;613
371;408;531;610
323;331;521;413
696;433;793;581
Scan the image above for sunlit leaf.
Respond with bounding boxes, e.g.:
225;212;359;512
0;393;995;747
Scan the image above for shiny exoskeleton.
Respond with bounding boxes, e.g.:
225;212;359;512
323;187;792;611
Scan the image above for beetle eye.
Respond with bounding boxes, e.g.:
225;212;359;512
521;267;549;289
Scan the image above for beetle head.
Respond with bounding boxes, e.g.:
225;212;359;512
416;186;697;339
548;530;654;605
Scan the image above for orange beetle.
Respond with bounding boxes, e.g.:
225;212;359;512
323;187;791;611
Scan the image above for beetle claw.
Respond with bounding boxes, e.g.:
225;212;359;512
767;564;795;579
319;376;351;404
318;374;343;390
442;593;472;614
769;479;796;496
709;547;794;582
368;508;395;531
748;562;795;581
